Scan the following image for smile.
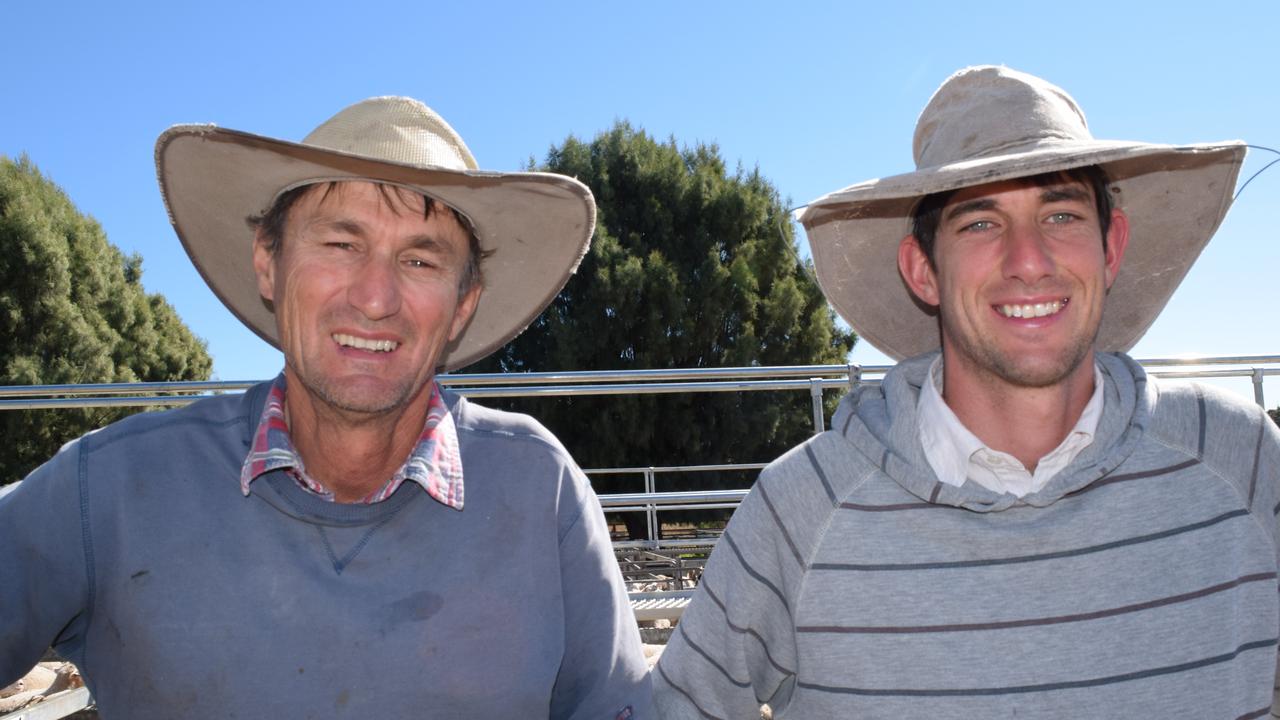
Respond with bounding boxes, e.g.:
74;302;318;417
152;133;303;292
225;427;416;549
332;333;399;352
996;299;1067;319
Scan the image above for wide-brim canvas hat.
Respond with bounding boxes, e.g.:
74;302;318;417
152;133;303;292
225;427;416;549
798;65;1246;360
156;96;595;371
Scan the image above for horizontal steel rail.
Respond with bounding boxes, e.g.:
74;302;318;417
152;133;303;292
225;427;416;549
1;354;1274;407
600;490;751;506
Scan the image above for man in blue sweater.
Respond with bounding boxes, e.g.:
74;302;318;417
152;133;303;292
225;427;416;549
656;66;1280;717
1;97;652;718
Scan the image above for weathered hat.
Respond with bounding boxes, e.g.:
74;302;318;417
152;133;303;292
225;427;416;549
798;65;1245;360
156;96;594;371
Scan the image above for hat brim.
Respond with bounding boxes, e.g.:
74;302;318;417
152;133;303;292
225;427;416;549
156;125;594;372
799;140;1246;360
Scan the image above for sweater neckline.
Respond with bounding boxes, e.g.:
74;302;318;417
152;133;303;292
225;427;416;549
252;467;422;527
835;351;1152;512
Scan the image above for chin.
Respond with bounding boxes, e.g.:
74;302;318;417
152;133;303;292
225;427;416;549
307;373;422;416
989;346;1093;389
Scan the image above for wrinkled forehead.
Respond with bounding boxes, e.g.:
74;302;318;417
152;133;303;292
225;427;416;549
284;179;473;236
296;180;422;212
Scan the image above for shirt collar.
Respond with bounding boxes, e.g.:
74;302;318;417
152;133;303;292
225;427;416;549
239;373;465;510
917;356;1104;496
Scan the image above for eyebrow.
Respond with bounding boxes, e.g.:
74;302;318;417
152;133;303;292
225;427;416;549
321;219;365;236
1039;186;1092;204
406;235;458;256
314;220;457;255
942;185;1093;222
943;198;995;222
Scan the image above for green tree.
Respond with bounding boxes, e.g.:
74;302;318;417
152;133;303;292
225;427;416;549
1;155;212;485
463;123;855;537
1270;407;1278;428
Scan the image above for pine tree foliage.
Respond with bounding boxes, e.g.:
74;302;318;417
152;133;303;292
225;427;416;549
463;123;855;532
1;156;212;484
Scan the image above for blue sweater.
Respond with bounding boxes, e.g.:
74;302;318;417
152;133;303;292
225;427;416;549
0;382;652;719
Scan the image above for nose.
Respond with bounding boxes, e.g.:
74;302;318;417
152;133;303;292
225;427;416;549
1001;220;1056;285
347;257;401;320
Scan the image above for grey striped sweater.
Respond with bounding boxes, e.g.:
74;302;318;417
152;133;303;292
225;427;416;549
655;352;1280;719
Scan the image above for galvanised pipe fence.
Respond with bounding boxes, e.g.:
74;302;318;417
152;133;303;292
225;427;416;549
2;355;1278;547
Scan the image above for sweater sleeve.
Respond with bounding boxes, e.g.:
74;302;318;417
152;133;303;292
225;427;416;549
550;469;654;720
1260;411;1280;561
653;469;801;719
0;439;92;685
1250;406;1280;714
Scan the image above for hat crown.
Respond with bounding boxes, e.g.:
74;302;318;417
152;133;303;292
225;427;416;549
912;65;1092;170
302;96;479;171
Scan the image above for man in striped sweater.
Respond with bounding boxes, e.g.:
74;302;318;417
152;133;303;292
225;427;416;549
655;66;1279;718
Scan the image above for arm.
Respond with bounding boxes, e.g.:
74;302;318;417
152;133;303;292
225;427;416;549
550;471;653;720
653;475;800;719
0;440;92;685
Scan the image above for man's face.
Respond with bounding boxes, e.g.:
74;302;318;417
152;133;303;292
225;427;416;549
253;182;481;419
899;177;1128;390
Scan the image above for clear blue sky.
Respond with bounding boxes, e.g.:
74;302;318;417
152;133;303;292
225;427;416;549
4;1;1278;403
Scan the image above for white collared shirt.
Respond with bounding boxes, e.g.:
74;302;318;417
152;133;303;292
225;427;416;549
916;356;1104;498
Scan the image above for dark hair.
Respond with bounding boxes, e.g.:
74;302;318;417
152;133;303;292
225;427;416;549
910;165;1114;269
247;181;489;295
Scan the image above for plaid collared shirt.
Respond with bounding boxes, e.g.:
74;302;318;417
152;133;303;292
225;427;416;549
239;374;464;509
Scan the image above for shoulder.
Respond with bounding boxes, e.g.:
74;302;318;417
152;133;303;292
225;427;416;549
31;386;260;468
757;409;880;509
12;384;267;501
1146;377;1271;455
1145;377;1278;504
734;429;875;558
447;392;576;463
444;392;592;505
73;383;262;458
761;428;871;493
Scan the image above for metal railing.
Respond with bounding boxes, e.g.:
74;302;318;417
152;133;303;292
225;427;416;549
3;354;1274;420
3;355;1276;550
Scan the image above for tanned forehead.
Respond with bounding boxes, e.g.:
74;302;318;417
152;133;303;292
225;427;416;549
297;182;462;226
942;179;1095;221
308;212;465;254
296;184;466;250
304;181;430;213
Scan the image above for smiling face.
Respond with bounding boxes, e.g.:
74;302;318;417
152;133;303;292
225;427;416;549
899;176;1128;391
253;181;481;420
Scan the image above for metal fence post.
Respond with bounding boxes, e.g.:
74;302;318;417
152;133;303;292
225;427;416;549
810;378;825;434
645;468;657;547
1252;368;1265;408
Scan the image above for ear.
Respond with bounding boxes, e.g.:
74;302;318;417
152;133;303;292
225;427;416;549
899;234;940;307
448;283;483;342
1103;208;1130;288
252;229;277;303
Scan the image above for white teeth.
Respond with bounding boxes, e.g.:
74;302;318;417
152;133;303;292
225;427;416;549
332;333;398;352
998;300;1065;318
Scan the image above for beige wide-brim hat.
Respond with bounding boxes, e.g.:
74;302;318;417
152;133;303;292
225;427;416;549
798;65;1246;360
156;96;595;371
